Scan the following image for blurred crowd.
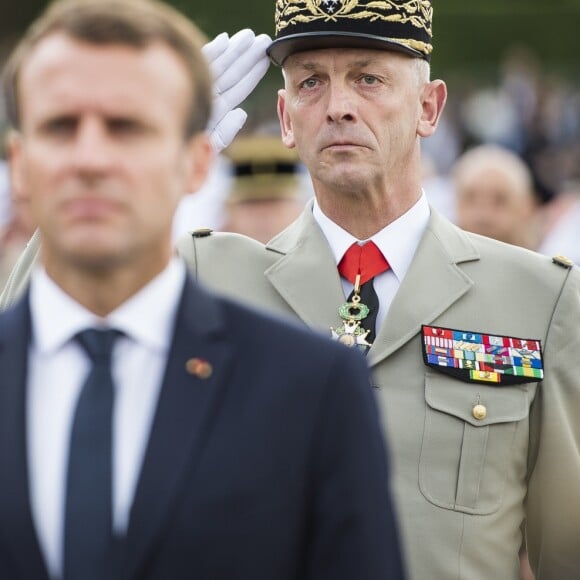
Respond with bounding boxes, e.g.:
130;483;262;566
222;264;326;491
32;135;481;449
424;45;580;262
1;44;579;291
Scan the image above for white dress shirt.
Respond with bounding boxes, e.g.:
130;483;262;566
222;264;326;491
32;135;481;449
313;193;430;331
27;258;186;579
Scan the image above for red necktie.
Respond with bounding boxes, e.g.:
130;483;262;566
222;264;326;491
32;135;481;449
338;241;390;286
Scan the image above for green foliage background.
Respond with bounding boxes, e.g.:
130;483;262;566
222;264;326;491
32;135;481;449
3;0;579;73
172;0;580;73
1;0;579;126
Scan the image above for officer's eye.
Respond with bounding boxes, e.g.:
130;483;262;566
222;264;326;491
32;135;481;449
360;75;379;85
300;77;320;89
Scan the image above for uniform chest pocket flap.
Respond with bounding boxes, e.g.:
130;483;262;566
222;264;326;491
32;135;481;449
419;370;530;515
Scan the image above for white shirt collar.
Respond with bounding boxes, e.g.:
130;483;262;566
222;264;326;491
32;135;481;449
29;258;186;355
312;192;430;282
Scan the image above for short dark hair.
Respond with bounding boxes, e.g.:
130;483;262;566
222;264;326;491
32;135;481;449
2;0;212;138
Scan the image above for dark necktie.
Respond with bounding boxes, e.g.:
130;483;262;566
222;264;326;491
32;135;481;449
338;241;390;343
64;328;119;580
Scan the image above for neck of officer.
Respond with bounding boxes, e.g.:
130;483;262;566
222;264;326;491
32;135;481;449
313;167;423;240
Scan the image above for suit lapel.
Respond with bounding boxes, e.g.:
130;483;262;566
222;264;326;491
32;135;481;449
367;210;479;366
123;276;236;578
265;205;346;334
0;298;50;580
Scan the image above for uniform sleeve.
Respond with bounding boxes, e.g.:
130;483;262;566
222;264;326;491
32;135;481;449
526;264;580;577
304;345;406;580
0;229;41;311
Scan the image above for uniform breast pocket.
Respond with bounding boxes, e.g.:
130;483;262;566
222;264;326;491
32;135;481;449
419;370;530;514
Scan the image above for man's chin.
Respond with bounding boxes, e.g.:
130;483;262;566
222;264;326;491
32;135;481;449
56;239;128;273
67;252;125;274
318;166;372;193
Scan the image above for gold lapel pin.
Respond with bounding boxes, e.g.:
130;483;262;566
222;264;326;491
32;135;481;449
186;357;213;379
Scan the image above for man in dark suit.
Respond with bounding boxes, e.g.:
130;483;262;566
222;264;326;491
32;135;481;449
0;1;404;579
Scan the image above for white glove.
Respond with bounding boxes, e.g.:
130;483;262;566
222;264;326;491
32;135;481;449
203;29;272;152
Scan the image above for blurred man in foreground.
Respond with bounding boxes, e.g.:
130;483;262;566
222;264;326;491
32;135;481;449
0;1;404;578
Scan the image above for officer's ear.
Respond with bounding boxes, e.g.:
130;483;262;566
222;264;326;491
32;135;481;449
184;131;214;193
417;79;447;138
277;89;296;149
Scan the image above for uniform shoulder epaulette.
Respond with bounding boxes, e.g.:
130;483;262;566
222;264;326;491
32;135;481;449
552;254;574;268
190;227;213;238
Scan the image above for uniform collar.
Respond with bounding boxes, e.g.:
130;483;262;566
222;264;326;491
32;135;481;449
312;191;430;282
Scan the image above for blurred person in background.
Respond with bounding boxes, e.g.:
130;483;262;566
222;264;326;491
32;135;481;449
453;144;540;250
0;156;36;286
421;151;457;223
220;134;305;243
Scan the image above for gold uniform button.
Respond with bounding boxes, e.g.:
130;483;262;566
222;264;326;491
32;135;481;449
472;404;487;421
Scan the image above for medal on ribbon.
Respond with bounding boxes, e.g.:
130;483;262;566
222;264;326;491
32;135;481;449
331;274;372;348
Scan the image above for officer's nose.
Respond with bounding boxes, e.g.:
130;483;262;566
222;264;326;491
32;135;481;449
326;83;356;124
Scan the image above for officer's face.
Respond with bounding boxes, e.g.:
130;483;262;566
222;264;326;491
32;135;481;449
278;48;443;203
9;33;211;279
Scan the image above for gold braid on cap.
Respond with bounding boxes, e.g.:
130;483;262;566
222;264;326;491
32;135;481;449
275;0;433;55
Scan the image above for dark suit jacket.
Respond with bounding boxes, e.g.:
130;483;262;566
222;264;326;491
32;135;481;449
0;274;404;580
